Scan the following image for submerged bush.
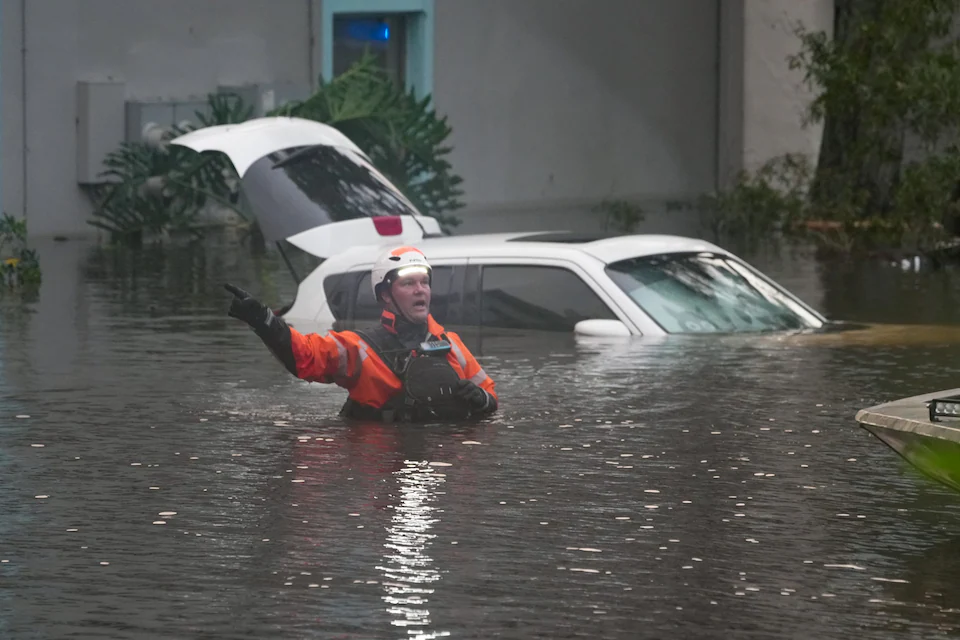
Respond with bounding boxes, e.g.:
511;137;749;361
705;0;960;257
85;93;251;245
699;153;813;240
0;213;41;290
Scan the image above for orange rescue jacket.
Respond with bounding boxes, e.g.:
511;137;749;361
287;310;497;411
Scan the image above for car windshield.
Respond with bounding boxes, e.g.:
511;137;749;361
604;252;823;334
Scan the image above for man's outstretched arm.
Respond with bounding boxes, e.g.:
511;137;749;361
224;283;360;385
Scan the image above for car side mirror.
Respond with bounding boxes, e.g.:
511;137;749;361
574;319;632;337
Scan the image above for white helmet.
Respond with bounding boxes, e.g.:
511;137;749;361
371;245;432;301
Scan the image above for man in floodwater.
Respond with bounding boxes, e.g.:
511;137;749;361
224;245;498;422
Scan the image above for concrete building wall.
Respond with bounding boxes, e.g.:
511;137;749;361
717;0;746;189
432;0;720;230
2;0;25;224
3;0;316;237
721;0;834;180
1;0;834;239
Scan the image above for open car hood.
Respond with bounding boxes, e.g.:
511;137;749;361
170;117;442;258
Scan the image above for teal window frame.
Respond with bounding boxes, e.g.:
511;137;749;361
321;0;435;99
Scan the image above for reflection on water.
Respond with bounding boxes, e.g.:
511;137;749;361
378;459;449;639
2;235;960;638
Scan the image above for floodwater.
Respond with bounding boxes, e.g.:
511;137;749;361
2;236;960;639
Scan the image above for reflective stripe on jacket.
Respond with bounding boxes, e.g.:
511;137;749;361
287;311;497;410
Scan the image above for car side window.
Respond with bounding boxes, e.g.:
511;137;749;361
355;266;457;324
354;273;381;322
322;272;358;320
480;265;616;331
428;266;461;325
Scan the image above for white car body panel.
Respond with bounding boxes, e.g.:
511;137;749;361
285;216;443;257
170;116;442;258
170;117;364;177
578;235;727;264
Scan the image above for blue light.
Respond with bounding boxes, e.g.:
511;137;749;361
343;19;391;42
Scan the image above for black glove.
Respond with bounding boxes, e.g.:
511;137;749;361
224;283;270;329
456;379;489;410
224;283;297;375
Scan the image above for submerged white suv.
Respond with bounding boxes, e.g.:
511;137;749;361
172;117;827;337
284;230;826;337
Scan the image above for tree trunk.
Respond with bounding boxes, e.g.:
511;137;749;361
809;0;906;218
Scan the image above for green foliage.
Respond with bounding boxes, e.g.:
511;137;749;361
198;91;256;127
88;54;466;244
86;93;251;244
270;53;464;230
707;0;960;254
592;199;645;234
700;154;812;238
0;213;41;290
791;0;960;142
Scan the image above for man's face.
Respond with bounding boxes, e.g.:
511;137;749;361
384;268;431;323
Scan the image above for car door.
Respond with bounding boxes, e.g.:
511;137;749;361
465;257;635;336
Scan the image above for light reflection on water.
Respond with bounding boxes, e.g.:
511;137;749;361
377;459;449;639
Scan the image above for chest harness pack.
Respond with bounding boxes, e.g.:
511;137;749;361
339;325;468;423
